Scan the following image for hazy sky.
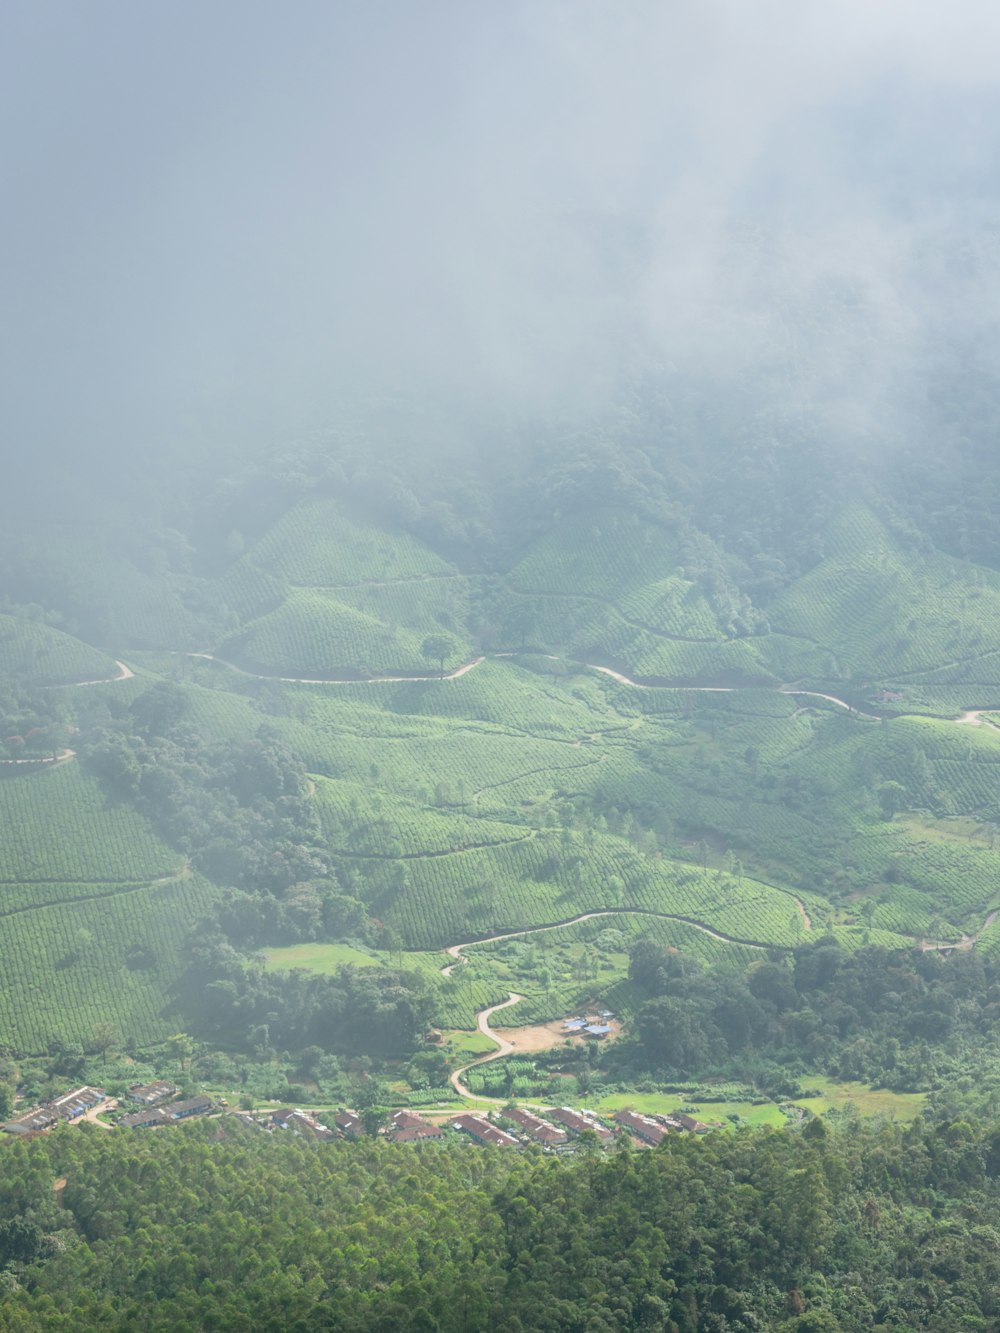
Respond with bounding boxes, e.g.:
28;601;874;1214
3;1;1000;471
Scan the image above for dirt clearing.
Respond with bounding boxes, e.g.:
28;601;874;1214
494;1017;622;1054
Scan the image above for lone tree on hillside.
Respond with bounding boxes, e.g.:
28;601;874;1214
877;780;907;821
422;633;456;679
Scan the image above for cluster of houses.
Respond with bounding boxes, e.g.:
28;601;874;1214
871;688;905;705
2;1082;216;1137
562;1012;615;1038
118;1088;214;1129
269;1107;337;1141
3;1081;713;1152
132;1096;714;1150
3;1085;106;1135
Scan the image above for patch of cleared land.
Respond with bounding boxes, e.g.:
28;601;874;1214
494;1017;622;1055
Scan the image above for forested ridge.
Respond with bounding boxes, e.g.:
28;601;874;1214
4;1110;1000;1331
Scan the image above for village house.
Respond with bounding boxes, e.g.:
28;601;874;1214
50;1086;105;1120
547;1106;613;1141
119;1106;170;1130
271;1108;335;1141
165;1095;213;1120
451;1113;518;1147
127;1080;180;1105
3;1106;59;1135
4;1086;106;1134
674;1112;709;1133
501;1106;568;1145
335;1108;364;1139
389;1110;444;1142
118;1095;212;1129
656;1113;685;1131
614;1108;669;1146
394;1123;445;1143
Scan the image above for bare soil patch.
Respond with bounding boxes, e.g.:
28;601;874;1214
495;1017;623;1054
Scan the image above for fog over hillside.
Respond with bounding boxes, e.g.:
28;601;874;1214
4;0;1000;501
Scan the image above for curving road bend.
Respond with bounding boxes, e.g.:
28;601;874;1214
449;992;525;1100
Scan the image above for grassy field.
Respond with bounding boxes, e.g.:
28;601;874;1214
595;1081;925;1127
262;941;385;972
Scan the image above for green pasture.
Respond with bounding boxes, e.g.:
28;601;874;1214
803;1079;927;1120
594;1080;925;1126
595;1091;787;1129
261;940;386;973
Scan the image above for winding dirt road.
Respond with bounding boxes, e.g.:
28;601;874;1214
170;648;906;722
180;651;484;686
441;902;809;980
70;660;134;686
920;907;1000;953
957;710;1000;733
449;992;525;1099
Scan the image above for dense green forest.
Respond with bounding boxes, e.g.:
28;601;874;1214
4;1108;1000;1330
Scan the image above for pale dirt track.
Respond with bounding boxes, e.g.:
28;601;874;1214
920;907;1000;953
0;748;75;768
70;660;134;686
957;710;1000;733
181;651;484;686
440;903;804;981
449;992;525;1099
68;1097;118;1130
40;647;1000;737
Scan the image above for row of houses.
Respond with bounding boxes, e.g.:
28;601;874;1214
502;1107;567;1145
240;1106;446;1144
451;1113;519;1147
241;1102;713;1151
614;1108;709;1145
3;1086;106;1135
450;1104;712;1151
118;1096;214;1130
389;1109;445;1142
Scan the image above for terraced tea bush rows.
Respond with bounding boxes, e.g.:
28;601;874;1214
215;559;287;622
314;777;532;857
0;766;179;884
0;616;117;685
619;575;725;639
247;499;455;586
0;879;182;915
333;575;473;637
224;590;457;678
867;885;957;939
769;504;1000;681
508;510;683;601
0;524;211;650
0;872;220;1052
